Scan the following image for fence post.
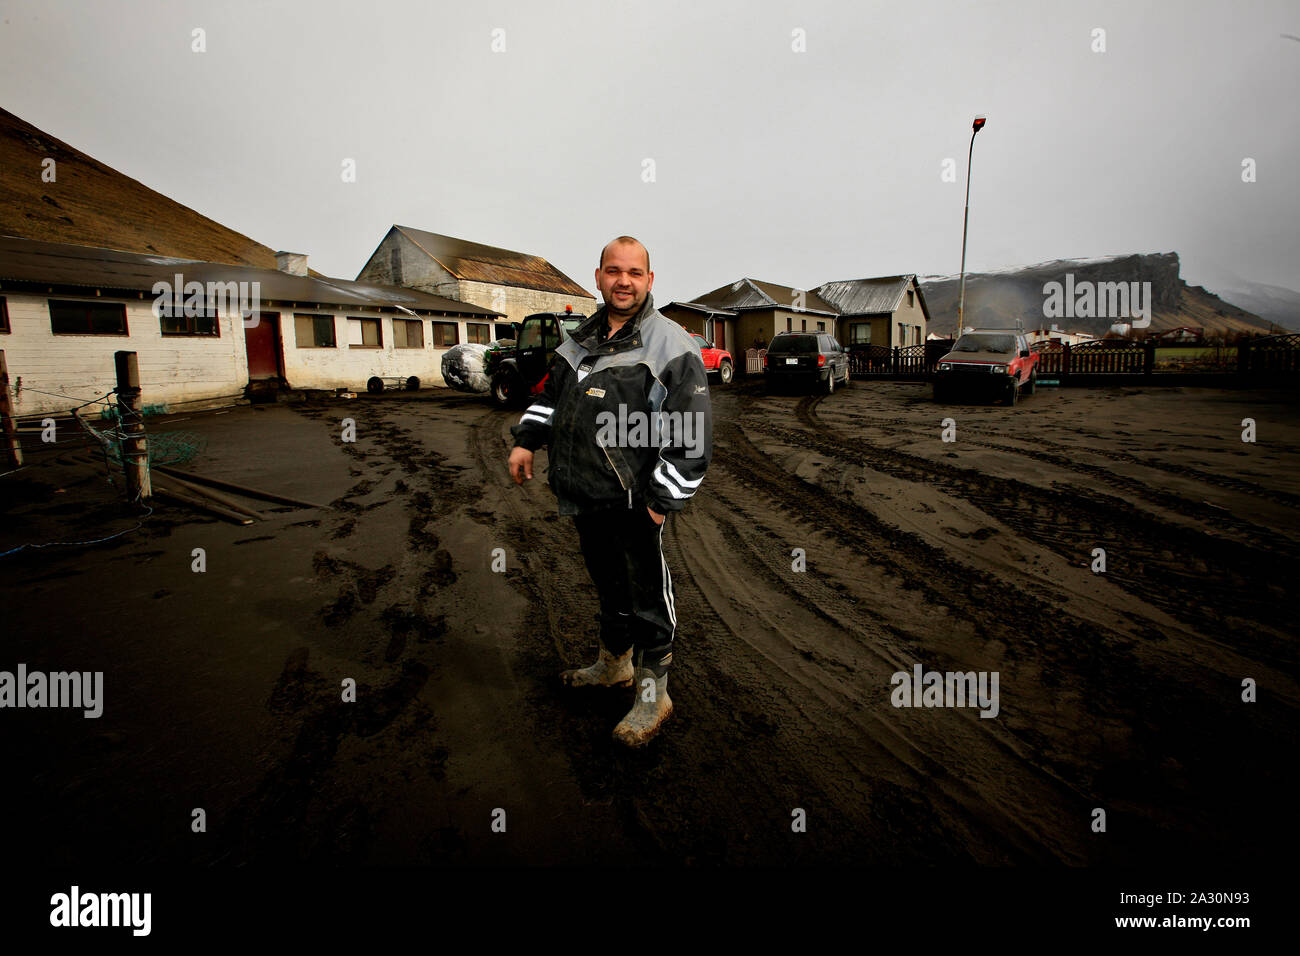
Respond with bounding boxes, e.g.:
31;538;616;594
1143;339;1155;376
0;350;21;469
114;351;151;502
0;351;22;470
1062;343;1071;382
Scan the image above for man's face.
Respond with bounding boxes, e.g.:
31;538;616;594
596;242;654;319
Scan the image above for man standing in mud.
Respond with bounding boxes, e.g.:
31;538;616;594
507;236;712;747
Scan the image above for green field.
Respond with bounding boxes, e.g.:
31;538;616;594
1154;347;1215;360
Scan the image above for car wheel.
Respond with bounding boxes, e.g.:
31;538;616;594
406;376;420;391
1007;377;1018;406
842;363;851;386
718;360;733;384
824;369;835;395
934;382;947;403
490;370;520;408
1024;371;1036;395
366;376;384;394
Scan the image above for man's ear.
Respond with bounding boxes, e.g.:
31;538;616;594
647;270;654;290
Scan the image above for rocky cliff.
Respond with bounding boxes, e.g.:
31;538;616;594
919;253;1272;338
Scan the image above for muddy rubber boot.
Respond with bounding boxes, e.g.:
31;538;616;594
560;645;634;688
613;655;673;747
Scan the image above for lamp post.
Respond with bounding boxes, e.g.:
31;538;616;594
957;114;986;335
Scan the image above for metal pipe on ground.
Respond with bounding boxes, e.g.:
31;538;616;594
152;465;331;510
153;472;264;520
151;485;255;526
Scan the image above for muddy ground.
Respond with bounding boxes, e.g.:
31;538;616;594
2;378;1297;865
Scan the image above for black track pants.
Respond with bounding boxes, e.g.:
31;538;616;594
572;504;677;674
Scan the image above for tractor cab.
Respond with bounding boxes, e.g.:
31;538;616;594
490;306;586;407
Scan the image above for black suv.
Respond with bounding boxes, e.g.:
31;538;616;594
764;331;850;394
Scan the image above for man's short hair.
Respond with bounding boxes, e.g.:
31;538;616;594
600;236;650;272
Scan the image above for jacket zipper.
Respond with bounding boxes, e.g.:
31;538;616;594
577;307;648;511
599;441;628;490
598;441;634;509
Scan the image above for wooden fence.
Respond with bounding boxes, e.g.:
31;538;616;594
1239;332;1300;376
832;334;1300;385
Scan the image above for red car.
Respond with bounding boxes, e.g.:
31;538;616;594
934;329;1039;405
687;331;734;384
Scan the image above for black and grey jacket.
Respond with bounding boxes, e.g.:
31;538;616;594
510;292;713;516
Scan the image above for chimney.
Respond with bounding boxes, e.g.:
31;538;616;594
275;251;308;276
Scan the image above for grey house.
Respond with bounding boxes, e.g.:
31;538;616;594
812;275;931;348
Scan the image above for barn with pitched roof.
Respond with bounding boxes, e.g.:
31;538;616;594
356;226;597;338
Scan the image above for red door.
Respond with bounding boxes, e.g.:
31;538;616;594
245;312;282;380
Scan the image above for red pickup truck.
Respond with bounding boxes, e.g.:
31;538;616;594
934;329;1038;405
687;331;734;384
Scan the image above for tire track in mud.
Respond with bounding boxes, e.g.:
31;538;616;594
817;394;1300;528
702;393;1126;862
801;391;1300;703
465;404;877;863
707;384;1294;863
232;391;1292;865
669;493;1076;863
466;403;1013;863
781;394;1296;662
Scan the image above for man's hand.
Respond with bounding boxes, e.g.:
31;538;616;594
647;506;665;526
509;446;534;485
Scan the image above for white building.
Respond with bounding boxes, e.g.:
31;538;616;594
0;237;502;419
1026;324;1095;347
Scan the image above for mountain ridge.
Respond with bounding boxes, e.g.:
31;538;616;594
918;252;1289;338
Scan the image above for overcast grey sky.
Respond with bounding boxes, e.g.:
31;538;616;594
2;0;1297;302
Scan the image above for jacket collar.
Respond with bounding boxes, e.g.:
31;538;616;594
573;292;656;354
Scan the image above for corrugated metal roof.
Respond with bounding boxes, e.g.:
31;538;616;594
687;277;839;316
0;236;502;316
662;301;738;317
813;275;918;315
394;226;594;298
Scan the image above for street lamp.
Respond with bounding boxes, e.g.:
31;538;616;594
957;114;986;336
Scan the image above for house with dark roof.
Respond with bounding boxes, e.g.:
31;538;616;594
0;237;501;417
813;275;931;349
356;226;596;332
662;278;841;357
0;110;513;411
665;274;931;368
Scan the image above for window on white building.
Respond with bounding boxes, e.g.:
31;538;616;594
50;299;128;335
348;316;382;347
393;319;424;349
432;322;459;348
294;314;336;348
